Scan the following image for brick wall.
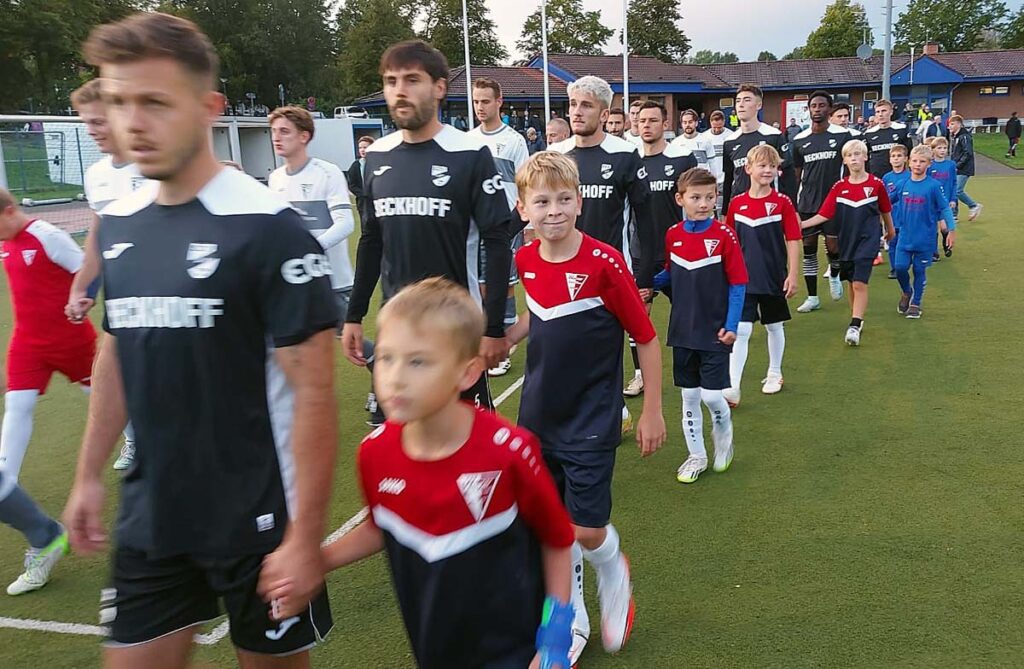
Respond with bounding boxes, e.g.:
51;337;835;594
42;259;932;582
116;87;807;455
952;82;1023;121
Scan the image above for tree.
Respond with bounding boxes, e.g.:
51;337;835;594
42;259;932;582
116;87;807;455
1004;7;1024;48
337;0;416;100
622;0;690;63
757;50;778;62
895;0;1008;52
421;0;507;67
802;0;872;59
517;0;613;57
783;46;806;60
689;50;739;64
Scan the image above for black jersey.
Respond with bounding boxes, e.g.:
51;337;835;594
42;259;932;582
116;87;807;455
791;124;852;213
641;143;698;265
722;123;797;215
548;134;655;286
349;126;512;337
97;168;337;558
862;122;913;177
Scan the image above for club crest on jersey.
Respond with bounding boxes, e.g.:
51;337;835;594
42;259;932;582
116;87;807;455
21;250;36;265
828;138;838;148
664;164;675;177
130;176;146;191
565;272;589;300
601;163;613;180
864;187;874;197
764;202;777;216
457;471;501;522
704;239;720;257
431;165;450;187
300;183;313;198
186;242;220;280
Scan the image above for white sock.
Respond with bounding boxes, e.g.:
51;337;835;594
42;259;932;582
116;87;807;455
571;541;589;631
621;405;629;421
681;387;705;459
581;525;625;587
0;390;39;481
123;421;135;445
729;321;753;389
701;389;733;452
765;322;785;377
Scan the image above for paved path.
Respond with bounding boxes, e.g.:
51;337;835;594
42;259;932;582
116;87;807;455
974;153;1019;176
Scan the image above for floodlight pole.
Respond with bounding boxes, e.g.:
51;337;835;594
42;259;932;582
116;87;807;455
622;0;629;110
882;0;893;101
463;0;473;129
542;0;551;123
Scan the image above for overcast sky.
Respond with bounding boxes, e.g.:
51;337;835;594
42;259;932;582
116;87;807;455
487;0;1024;63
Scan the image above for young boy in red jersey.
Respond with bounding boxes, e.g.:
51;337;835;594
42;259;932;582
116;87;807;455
723;145;801;406
654;169;747;485
801;140;894;346
507;151;666;664
264;277;576;669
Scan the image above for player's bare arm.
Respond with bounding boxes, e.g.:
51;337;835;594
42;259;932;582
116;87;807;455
66;215;101;322
634;339;666;457
258;329;337;615
882;212;895;241
341;322;367;366
783;239;801;298
531;543;573;669
63;335;127;554
505;311;530;346
800;213;828;229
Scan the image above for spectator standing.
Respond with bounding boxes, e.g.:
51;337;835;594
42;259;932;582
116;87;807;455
948;115;982;220
346;135;374;214
925;114;948;139
1005;111;1021;157
525;127;546;154
786;117;802;141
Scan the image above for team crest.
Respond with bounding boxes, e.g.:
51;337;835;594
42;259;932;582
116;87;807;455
864;187;874;197
186;242;220;279
704;239;720;257
828;138;837;148
431;165;450;187
457;471;501;522
300;183;313;198
764;202;778;216
601;163;613;180
130;176;146;191
565;272;589;300
21;250;36;265
664;164;675;177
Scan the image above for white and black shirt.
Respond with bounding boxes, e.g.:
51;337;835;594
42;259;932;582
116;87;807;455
98;168;337;558
791;124;853;214
468;123;529;212
349;126;512;337
863;122;913;177
84;157;149;212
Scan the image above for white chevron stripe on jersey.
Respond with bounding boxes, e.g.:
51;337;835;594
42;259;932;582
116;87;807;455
372;503;519;563
670;253;724;271
836;196;879;208
525;294;605;321
733;214;783;228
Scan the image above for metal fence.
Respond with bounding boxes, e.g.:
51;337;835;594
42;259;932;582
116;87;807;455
0;116;106;236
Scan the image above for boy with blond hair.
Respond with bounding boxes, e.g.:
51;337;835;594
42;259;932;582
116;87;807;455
269;277;577;669
507;151;666;663
927;136;957;259
723;145;801;405
801;140;894;346
892;145;957;318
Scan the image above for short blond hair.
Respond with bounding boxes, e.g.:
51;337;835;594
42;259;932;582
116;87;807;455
874;99;893;110
910;144;933;161
746;144;781;168
0;187;16;210
516;151;580;199
70;79;103;110
842;139;869;158
269;105;315;141
377;277;484;362
930;136;949;149
889;144;908;157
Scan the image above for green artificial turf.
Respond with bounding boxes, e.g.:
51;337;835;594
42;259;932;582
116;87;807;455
972;133;1022;170
0;175;1022;668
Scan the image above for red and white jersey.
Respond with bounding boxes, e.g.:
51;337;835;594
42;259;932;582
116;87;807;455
84;157;148;213
358;408;574;668
726;190;800;296
2;220;95;348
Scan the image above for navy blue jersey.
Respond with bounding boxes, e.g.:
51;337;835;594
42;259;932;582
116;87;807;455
548;135;655;286
817;175;893;261
726;190;801;296
722;123;798;214
665;220;748;352
517;234;656;451
863;123;913;178
641;143;698;266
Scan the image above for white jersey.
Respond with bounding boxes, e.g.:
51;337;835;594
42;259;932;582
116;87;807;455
624;130;644;148
84;157;148;212
699;128;731;185
467;123;529;210
669;133;714;176
268;157;355;289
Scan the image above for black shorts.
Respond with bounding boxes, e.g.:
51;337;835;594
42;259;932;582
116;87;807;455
543;449;617;528
672;347;730;390
103;546;332;655
800;212;838;238
741;293;791;325
838;258;873;284
464;372;493;410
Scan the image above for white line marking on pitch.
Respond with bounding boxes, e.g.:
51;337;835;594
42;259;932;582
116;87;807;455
0;381;526;645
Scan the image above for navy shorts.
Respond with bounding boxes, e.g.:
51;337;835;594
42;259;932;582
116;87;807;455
801;212;839;238
838;258;874;284
103;546;332;655
543;448;617;528
673;347;730;390
741;293;791;325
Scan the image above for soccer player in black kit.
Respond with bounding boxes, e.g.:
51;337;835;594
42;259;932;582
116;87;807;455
63;13;337;669
791;91;853;312
341;41;513;410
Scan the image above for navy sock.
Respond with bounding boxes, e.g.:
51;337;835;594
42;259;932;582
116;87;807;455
0;476;61;548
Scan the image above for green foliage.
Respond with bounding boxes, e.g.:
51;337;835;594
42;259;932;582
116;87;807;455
895;0;1009;52
516;0;614;57
783;46;807;60
758;51;778;62
1004;8;1024;48
336;0;416;101
802;0;872;59
421;0;507;67
622;0;691;63
690;50;739;64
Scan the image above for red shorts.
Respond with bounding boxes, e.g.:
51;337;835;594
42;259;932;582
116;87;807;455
7;337;96;394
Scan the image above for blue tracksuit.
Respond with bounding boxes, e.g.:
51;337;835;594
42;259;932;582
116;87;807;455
883;169;912;266
893;176;956;306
